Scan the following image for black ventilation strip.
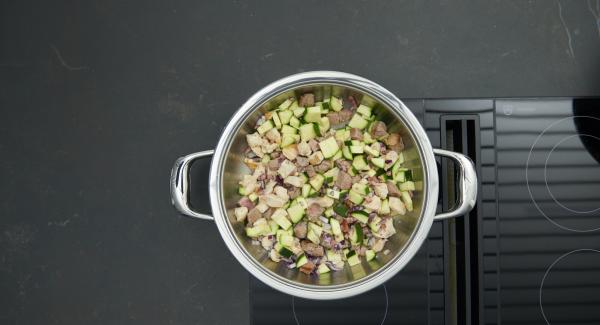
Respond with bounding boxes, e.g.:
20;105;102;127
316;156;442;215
440;116;483;325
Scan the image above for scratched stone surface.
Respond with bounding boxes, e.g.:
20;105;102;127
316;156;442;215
0;1;599;324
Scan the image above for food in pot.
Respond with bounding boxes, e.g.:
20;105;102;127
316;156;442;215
236;94;417;275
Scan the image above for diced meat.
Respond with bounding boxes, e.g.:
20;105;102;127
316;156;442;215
307;203;325;222
296;156;310;167
234;207;248;222
363;196;382;211
389;197;406;215
299;261;315;274
263;208;275;219
277;159;296;178
385;133;405;152
386;180;402;197
270;151;280;159
284;176;304;188
297;142;312;157
370;121;388;139
265;128;281;144
238;197;255;210
308;139;320;152
343;96;358;109
336;160;352;172
384;151;398;169
335;171;353;190
340;219;350;233
301;240;325;257
311;196;334;208
351;175;362;184
308;151;324;165
299;93;315;107
338;109;353;123
321;233;335;249
247;208;262;225
267;159;281;171
305;165;317;178
288;187;301;199
328;109;354;125
371;238;386;252
350;128;363;140
294;221;308;239
274;186;289;201
315;159;333;173
372;182;389;199
262;194;287;207
282;145;298;161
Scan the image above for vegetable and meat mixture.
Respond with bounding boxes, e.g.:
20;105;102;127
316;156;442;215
234;93;417;275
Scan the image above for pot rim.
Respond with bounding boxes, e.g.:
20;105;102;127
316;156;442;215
209;71;439;300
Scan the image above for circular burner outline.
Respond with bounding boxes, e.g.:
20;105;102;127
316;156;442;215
526;115;600;232
544;134;600;214
292;284;389;325
539;248;600;325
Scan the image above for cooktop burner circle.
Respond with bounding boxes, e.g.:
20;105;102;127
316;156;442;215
526;115;600;232
544;134;600;214
539;249;600;325
291;285;388;325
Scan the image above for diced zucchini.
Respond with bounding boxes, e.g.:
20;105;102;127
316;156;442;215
287;203;305;223
324;207;334;217
257;120;274;135
307;229;320;244
317;263;330;274
308;223;323;237
330;96;343;111
333;204;348;217
352;155;368;171
296;254;308;268
350;145;364;154
379;198;390;215
335;129;350;141
269;220;279;233
351;183;369;195
401;191;413;212
323;167;339;179
351;210;369;223
289;116;300;128
399;181;416;191
366;169;376;177
364;144;380;156
301;184;312;197
272;111;282;129
278;110;293;125
281;134;296;147
288;100;299;111
369;216;381;232
356;104;372;118
348;190;364;205
395;170;406;183
313;123;322;137
321;99;331;110
342;146;353;160
304;106;322;123
245;223;270;237
299;123;317;142
296;197;308;209
278;246;294;258
292;106;306;117
271;209;292;230
365;249;376;261
363;132;375;144
278;98;293;110
371;157;385;169
330;218;342;236
326;188;340;199
248;192;258;202
280;234;294;247
331;149;342;162
309;174;325;191
346;250;360;266
348;114;368;130
281;125;298;135
318;137;340;159
351;223;363;244
319;116;330;133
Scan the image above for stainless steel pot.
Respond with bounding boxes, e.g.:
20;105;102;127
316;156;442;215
170;71;477;300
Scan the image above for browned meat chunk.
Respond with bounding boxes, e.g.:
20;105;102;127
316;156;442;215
296;156;310;167
294;221;308;239
386;133;405;152
263;208;275;219
336;160;352;172
315;160;333;173
301;240;325;257
238;197;255;210
340;219;350;233
350;128;363;140
386;180;402;197
326;109;353;126
267;159;281;171
299;93;315;107
370;121;388;139
335;171;353;190
305;165;317;178
308;139;320;152
307;203;324;221
299;261;315;274
288;187;301;199
343;96;358;109
247;208;262;225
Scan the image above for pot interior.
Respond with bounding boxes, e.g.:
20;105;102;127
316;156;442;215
220;83;426;287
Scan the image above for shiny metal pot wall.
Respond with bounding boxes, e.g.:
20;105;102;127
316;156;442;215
170;71;477;300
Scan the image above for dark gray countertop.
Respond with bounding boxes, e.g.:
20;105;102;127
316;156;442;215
1;1;599;324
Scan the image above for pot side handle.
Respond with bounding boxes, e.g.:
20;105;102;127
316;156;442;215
170;150;215;220
432;148;478;221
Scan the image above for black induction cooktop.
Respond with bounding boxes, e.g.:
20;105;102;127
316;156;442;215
249;98;600;325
